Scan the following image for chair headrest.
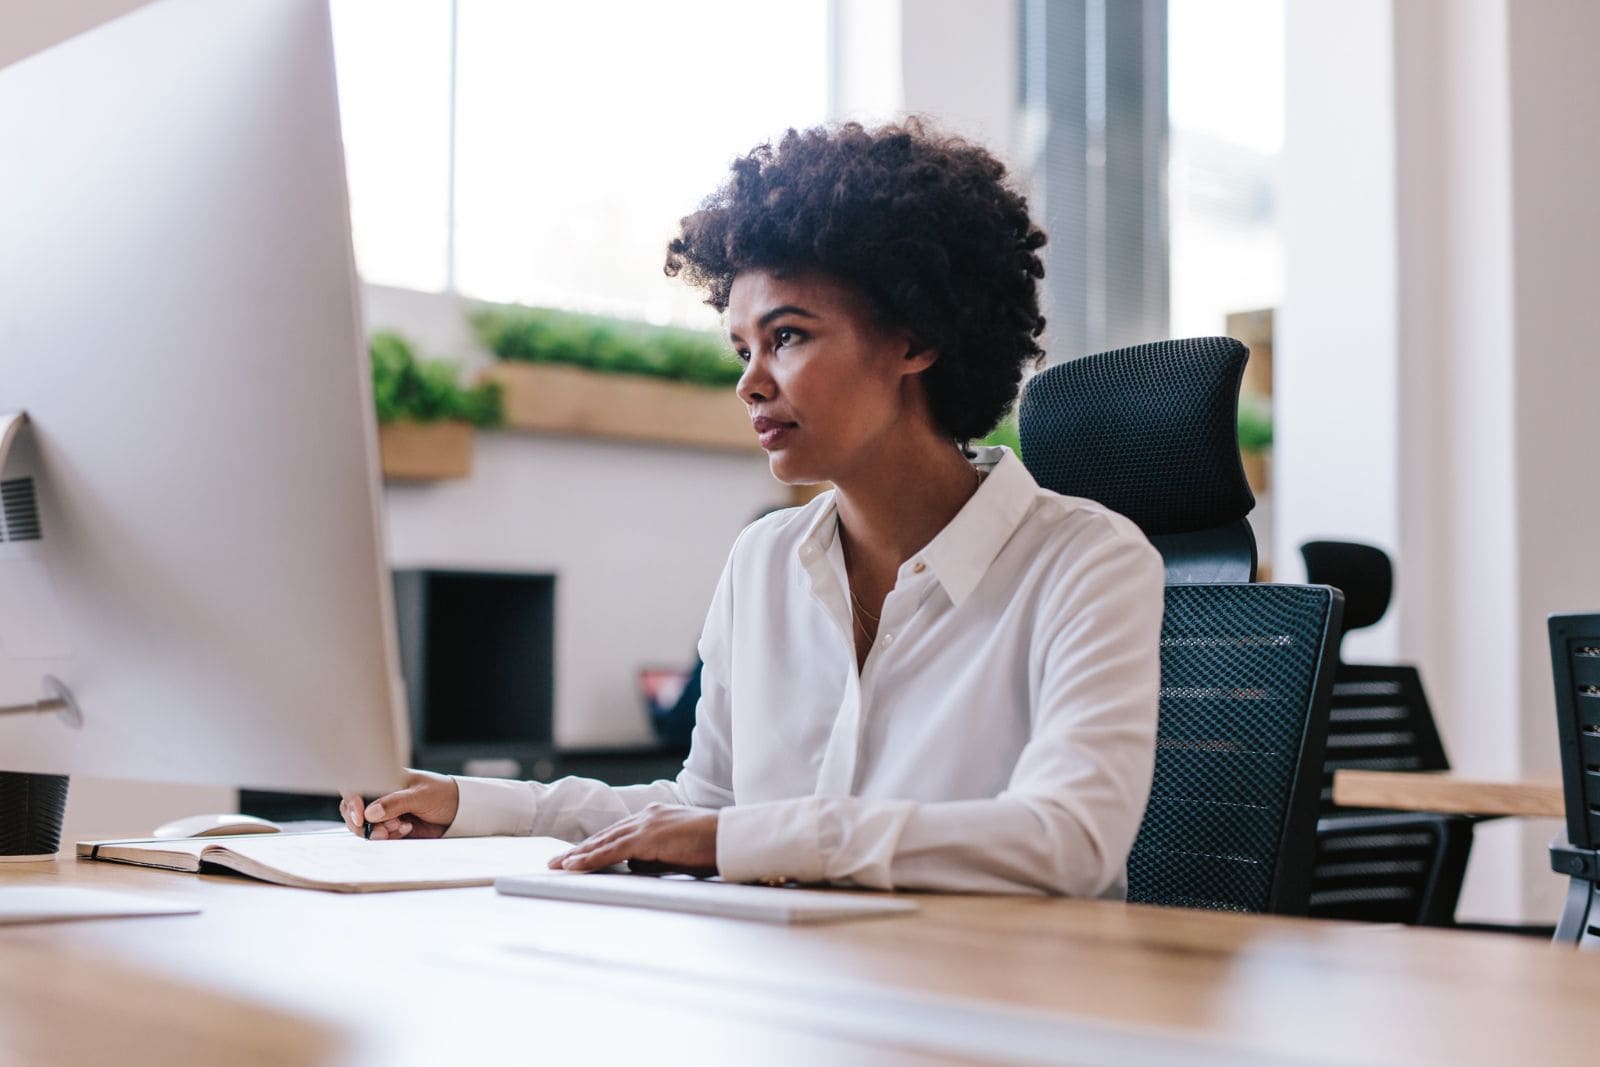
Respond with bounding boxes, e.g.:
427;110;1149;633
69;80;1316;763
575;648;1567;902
1017;337;1255;535
1299;541;1392;632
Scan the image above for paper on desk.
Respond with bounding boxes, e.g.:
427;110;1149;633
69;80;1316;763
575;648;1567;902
496;871;919;924
0;887;200;924
199;832;573;891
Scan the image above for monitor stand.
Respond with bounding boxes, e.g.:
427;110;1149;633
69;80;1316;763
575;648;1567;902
1;410;86;861
0;679;80;867
0;675;82;728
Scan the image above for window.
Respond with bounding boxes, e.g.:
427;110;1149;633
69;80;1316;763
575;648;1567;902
331;0;829;330
1167;0;1284;338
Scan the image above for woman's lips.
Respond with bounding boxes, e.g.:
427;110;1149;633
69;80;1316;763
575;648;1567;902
751;415;797;450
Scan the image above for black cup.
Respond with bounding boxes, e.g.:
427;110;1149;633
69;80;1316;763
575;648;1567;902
0;771;70;859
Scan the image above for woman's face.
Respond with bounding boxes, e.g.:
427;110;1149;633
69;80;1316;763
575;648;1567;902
728;268;933;485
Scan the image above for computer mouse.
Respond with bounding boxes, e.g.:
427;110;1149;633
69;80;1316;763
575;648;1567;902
151;813;282;839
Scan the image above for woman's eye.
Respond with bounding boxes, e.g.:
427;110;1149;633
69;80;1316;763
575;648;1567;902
733;348;751;364
774;327;802;347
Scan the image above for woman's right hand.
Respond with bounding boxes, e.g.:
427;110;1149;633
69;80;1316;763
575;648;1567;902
340;769;460;840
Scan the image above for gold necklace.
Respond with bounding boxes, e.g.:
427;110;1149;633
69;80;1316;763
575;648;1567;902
849;586;880;624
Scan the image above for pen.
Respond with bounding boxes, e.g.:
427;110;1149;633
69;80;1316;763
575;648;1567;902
363;819;373;840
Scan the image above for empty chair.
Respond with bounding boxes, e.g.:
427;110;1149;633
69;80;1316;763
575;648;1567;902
1018;338;1343;913
1301;541;1472;926
1547;612;1600;947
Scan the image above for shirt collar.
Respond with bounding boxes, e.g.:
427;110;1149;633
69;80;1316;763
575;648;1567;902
794;446;1040;609
918;446;1038;607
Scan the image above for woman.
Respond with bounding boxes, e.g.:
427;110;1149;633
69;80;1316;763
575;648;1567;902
342;120;1163;896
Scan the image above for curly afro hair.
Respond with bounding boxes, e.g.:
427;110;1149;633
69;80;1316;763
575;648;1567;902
664;119;1047;443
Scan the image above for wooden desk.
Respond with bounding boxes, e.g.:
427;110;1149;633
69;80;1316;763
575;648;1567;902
1333;769;1564;818
2;852;1596;1066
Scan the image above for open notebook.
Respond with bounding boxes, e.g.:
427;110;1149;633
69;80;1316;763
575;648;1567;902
75;831;920;922
76;830;569;892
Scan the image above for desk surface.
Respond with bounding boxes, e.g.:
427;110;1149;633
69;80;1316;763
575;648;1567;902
3;851;1598;1066
1333;769;1565;818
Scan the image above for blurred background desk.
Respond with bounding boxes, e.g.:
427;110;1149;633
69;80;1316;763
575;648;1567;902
3;848;1599;1066
1333;769;1563;818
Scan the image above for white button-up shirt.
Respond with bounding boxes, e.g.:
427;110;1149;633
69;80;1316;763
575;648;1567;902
448;446;1164;896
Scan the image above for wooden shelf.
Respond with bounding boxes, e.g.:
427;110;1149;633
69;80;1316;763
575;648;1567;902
378;420;475;481
481;362;757;453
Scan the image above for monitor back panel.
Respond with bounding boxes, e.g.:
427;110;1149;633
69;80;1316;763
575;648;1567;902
0;0;407;794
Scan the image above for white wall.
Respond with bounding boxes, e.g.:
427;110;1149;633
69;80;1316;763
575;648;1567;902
0;0;153;72
1275;0;1400;662
899;0;1018;161
830;0;1018;163
1281;0;1600;922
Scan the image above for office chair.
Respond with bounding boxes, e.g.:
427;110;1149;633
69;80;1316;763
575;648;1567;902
1300;541;1473;926
1128;582;1343;912
1547;612;1600;947
1018;335;1256;584
1018;337;1343;913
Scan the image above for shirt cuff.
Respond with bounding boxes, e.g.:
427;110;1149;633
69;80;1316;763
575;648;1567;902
444;775;540;838
715;798;828;884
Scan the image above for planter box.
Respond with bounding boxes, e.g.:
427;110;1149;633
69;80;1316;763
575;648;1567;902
1241;450;1270;495
379;420;475;481
482;362;757;453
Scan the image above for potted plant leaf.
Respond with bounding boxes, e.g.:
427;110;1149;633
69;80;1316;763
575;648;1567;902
371;331;503;481
1237;390;1272;495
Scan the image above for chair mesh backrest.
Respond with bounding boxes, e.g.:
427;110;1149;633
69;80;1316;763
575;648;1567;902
1127;583;1341;914
1316;665;1450;814
1018;337;1255;535
1301;540;1393;636
1308;816;1470;925
1549;614;1600;850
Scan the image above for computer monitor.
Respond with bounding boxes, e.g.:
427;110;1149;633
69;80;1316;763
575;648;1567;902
0;0;407;806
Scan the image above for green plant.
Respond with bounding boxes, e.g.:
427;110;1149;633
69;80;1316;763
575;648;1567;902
469;304;743;388
1237;391;1273;454
978;414;1021;455
370;331;503;428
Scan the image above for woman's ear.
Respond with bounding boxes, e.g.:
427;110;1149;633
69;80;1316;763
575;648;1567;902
900;340;938;376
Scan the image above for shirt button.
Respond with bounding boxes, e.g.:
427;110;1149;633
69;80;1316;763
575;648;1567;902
881;633;894;646
912;562;926;574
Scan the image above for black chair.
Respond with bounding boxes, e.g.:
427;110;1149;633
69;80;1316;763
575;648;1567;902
1019;337;1343;914
1127;582;1342;912
1300;541;1473;926
1018;335;1256;584
1547;612;1600;947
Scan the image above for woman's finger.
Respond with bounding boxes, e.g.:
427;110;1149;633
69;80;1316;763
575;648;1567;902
561;834;635;871
363;791;402;821
340;795;366;834
553;818;639;866
568;817;638;854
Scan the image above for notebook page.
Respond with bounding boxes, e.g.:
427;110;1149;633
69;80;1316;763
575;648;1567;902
209;833;570;890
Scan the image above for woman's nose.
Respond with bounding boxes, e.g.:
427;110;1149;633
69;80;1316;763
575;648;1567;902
737;350;774;405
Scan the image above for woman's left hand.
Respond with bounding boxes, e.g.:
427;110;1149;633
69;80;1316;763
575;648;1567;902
550;803;719;876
